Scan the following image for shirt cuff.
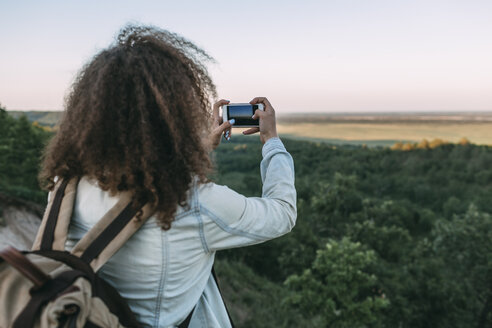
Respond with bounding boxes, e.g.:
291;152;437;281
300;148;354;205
262;137;286;158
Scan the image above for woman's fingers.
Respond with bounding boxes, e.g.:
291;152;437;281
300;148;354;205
208;100;232;149
213;99;230;125
216;119;235;140
252;109;263;120
248;96;278;144
224;127;232;140
212;97;274;142
249;97;273;112
242;127;260;135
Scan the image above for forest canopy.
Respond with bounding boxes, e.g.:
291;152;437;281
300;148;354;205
1;106;491;327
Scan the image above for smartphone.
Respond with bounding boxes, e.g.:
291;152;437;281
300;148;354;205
222;103;264;128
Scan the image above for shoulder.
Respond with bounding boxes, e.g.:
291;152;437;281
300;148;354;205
196;182;246;225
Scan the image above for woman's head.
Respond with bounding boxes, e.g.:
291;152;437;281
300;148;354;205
39;24;217;230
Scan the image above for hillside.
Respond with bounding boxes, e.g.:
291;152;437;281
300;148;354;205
0;193;43;250
7;110;63;127
1;107;491;327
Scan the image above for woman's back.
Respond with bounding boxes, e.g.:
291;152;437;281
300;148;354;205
62;138;296;327
37;24;296;327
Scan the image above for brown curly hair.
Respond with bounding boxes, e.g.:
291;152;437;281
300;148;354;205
39;24;217;230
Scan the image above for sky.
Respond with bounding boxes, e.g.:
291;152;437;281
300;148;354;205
0;0;491;113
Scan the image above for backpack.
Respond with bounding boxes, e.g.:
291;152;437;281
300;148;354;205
0;177;235;328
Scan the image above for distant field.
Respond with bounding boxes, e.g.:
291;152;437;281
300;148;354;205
275;112;492;146
8;110;62;126
7;110;492;146
276;122;492;146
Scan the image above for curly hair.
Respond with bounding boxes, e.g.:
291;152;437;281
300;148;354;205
39;24;217;230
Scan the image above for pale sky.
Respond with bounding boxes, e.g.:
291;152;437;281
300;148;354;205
0;0;491;112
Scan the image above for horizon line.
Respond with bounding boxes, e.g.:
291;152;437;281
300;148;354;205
5;108;492;115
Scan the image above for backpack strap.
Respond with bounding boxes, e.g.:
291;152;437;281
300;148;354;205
212;265;235;328
32;177;156;272
69;190;156;272
32;177;79;252
33;178;234;327
177;265;235;328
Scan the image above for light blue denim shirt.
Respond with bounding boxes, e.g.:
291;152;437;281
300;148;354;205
60;137;296;327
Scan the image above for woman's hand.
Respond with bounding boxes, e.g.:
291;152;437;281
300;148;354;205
208;99;235;150
243;97;278;144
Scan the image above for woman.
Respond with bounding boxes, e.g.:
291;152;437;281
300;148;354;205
38;25;296;327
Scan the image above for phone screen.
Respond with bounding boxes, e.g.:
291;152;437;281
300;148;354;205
228;105;253;118
227;105;259;126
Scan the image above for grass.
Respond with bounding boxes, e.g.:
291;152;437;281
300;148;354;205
276;122;492;146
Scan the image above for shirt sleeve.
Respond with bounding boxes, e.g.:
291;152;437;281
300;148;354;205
198;137;297;252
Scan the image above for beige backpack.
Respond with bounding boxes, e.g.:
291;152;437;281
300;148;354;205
0;177;189;328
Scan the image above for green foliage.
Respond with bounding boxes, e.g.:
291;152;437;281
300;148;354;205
2;114;492;327
214;136;492;327
214;259;314;327
433;205;492;326
0;106;52;203
442;196;467;219
310;173;363;237
285;238;389;327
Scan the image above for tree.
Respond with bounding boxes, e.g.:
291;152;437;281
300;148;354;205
0;106;52;203
417;139;430;149
429;138;448;149
433;205;492;327
391;142;404;150
310;173;363;237
285;238;389;327
458;137;470;146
